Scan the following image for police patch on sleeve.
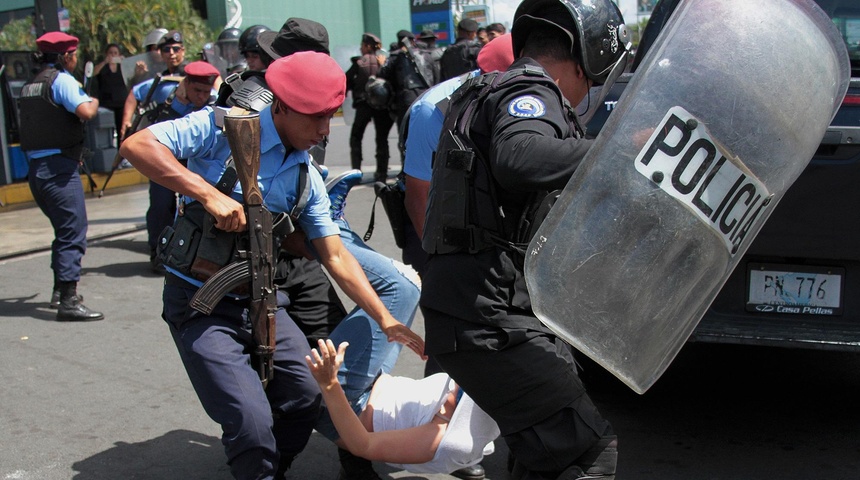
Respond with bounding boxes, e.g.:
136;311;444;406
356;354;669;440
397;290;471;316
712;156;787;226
508;95;546;118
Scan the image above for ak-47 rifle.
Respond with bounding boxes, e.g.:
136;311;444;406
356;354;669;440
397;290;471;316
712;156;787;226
98;72;163;197
190;113;278;387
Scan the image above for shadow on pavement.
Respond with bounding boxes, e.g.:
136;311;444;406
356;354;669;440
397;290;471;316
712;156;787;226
87;261;162;279
71;429;232;480
90;236;151;256
0;294;55;321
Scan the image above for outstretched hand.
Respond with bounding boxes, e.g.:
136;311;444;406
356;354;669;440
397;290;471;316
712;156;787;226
305;339;348;389
382;323;427;360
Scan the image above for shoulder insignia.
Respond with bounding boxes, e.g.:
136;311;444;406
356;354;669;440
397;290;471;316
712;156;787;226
507;95;546;118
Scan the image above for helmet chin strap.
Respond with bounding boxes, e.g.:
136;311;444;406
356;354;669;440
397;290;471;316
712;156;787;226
576;48;629;125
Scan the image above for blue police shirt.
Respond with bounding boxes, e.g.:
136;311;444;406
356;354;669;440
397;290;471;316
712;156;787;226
403;70;478;181
25;70;93;160
149;105;338;239
149;105;339;286
133;78;203;117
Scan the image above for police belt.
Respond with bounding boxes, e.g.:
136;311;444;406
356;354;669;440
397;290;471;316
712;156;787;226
157;161;309;286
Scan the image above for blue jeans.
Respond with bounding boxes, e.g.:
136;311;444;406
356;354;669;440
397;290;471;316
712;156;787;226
314;218;421;440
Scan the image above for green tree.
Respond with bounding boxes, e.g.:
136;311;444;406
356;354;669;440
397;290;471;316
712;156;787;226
0;0;215;71
0;18;35;51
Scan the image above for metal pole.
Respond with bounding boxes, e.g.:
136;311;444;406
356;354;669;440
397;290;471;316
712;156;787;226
33;0;63;36
0;65;11;187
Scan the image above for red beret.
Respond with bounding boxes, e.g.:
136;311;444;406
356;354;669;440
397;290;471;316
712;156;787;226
265;51;345;116
477;33;515;74
36;32;79;54
184;61;220;85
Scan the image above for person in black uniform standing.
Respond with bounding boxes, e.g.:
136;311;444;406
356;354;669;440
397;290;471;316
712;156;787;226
420;0;630;478
346;33;394;183
18;32;104;321
438;19;482;81
377;30;433;176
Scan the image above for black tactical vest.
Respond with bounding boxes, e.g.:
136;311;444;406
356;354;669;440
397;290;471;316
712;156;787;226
17;67;85;159
422;65;569;256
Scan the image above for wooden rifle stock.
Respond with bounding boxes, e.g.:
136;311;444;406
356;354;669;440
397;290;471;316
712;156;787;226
223;113;276;388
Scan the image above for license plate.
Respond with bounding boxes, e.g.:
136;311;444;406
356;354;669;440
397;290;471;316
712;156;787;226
746;263;844;315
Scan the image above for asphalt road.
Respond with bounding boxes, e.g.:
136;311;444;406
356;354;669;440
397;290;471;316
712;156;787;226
2;117;859;479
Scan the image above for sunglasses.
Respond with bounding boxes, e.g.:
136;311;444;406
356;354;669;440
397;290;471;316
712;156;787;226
160;45;183;53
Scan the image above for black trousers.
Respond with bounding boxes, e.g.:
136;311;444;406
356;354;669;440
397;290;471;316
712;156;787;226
276;255;347;349
424;307;613;479
349;103;394;177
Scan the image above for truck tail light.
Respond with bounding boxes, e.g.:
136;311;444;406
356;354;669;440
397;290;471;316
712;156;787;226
843;93;860;106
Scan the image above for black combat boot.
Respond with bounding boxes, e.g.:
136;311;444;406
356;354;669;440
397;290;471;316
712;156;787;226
50;278;61;309
273;453;295;480
337;447;381;480
564;434;617;480
56;281;104;322
451;463;485;480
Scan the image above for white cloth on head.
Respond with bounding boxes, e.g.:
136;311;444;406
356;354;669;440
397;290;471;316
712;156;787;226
371;373;500;474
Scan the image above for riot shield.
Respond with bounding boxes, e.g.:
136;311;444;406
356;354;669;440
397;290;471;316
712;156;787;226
121;52;165;87
201;43;231;79
525;0;850;394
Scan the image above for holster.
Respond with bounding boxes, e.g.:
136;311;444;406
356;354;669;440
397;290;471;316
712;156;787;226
374;181;409;248
156;202;243;285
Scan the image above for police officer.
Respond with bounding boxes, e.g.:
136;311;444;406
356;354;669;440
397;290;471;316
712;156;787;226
225;21;405;480
346;33;394;182
420;0;630;478
229;17;352;351
130;27;168;86
403;34;514;280
121;31;206;273
18;32;104;321
377;30;433;178
438;19;482;81
239;24;272;71
216;27;246;74
119;51;425;480
396;35;515;480
415;29;443;84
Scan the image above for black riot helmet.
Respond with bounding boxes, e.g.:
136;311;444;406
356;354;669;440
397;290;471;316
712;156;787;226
240;25;271;54
365;76;393;110
218;27;242;43
512;0;630;85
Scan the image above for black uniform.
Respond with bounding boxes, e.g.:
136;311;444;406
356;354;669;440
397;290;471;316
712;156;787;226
378;48;432;165
345;52;394;181
438;38;481;81
421;57;613;478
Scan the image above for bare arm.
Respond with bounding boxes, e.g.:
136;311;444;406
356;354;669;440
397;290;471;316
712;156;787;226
311;235;425;358
92;58;108;76
404;174;430;238
120;89;138;140
119;129;247;232
307;340;442;463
